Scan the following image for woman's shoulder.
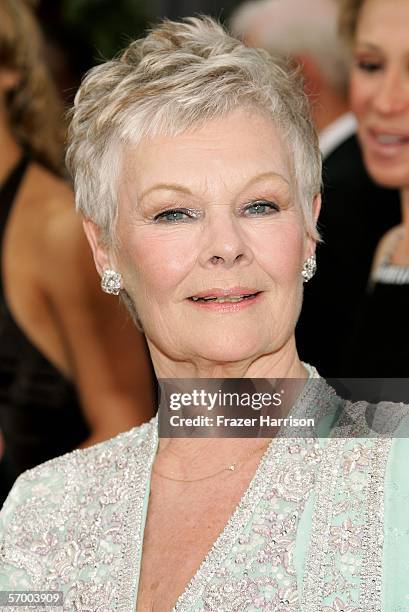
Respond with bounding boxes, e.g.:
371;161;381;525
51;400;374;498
14;162;76;258
317;394;409;445
309;379;409;437
10;416;154;491
20;163;98;291
21;162;73;211
0;416;157;588
0;416;156;522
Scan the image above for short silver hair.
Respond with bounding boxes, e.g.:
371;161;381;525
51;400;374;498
67;16;321;245
230;0;350;96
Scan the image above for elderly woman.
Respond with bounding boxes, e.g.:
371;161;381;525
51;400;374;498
0;16;408;611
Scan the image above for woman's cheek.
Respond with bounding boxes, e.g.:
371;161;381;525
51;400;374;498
253;222;304;280
350;73;370;121
125;230;197;293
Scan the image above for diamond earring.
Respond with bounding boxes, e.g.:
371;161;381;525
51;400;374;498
301;254;317;283
101;269;122;295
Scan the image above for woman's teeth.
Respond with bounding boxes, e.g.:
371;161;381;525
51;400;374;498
191;294;255;303
375;134;407;145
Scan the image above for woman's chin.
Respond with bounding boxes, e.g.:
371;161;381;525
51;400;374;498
364;152;409;190
187;336;269;369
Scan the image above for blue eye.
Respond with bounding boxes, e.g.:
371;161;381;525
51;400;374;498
154;208;195;223
243;200;280;216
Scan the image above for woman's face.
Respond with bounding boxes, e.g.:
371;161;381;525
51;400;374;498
350;0;409;189
111;108;315;367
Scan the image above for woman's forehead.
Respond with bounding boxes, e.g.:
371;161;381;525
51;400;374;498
356;0;409;45
121;109;293;197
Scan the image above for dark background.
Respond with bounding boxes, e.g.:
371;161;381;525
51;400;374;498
35;0;243;104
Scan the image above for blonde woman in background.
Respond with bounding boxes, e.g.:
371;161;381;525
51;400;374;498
230;0;401;378
0;0;154;506
340;0;409;375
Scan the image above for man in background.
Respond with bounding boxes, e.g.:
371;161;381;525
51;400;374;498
230;0;400;376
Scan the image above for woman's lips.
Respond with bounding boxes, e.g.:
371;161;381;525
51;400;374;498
366;128;409;158
189;286;260;298
187;290;263;312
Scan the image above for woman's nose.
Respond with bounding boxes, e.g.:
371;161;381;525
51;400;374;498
198;212;254;269
372;68;409;115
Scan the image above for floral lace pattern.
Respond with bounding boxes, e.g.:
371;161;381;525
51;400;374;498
174;437;323;611
302;402;393;611
0;380;394;611
0;422;156;611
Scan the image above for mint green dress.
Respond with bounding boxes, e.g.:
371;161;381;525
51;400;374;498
0;378;408;611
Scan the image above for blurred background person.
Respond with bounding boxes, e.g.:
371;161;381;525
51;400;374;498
0;0;155;506
340;0;409;375
230;0;400;376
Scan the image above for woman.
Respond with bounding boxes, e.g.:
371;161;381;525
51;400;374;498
340;0;409;375
0;0;154;505
0;16;407;611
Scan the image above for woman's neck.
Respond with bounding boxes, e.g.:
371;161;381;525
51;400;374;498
392;188;409;265
149;336;308;380
401;187;409;229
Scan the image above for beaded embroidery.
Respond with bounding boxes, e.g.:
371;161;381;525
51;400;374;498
302;402;393;611
0;379;396;611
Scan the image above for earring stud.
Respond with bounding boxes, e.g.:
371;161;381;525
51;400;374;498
301;254;317;283
101;269;122;295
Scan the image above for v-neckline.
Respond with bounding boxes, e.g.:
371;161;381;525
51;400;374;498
132;423;280;611
121;374;320;611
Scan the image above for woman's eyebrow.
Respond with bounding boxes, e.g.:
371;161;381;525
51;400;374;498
354;41;382;53
139;183;193;204
139;171;290;203
243;171;291;190
356;41;409;61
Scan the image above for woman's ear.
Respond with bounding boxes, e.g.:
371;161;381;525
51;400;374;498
82;219;113;276
312;192;321;227
305;193;322;258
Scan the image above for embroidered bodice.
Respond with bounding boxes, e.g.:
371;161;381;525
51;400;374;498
1;379;409;611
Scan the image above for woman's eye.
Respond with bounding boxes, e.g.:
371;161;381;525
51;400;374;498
243;200;280;216
154;208;195;222
356;59;382;73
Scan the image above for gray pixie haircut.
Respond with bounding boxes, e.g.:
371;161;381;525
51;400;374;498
66;16;321;245
230;0;350;96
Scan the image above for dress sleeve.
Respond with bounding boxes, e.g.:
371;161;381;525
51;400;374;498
0;474;35;587
383;437;409;610
0;456;69;589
